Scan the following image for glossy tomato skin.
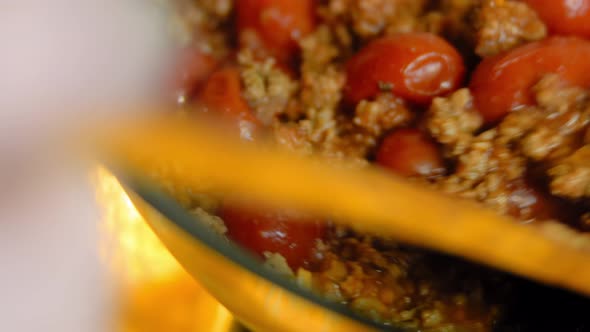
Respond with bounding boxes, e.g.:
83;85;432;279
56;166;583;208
219;204;326;270
171;48;218;104
236;0;315;63
376;128;445;178
507;181;551;221
524;0;590;38
470;36;590;124
199;67;260;140
200;67;250;118
344;33;465;105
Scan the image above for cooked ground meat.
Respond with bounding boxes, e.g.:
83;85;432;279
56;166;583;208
473;0;546;57
518;75;590;161
433;127;532;218
238;50;298;124
191;207;227;235
313;231;503;330
426;88;482;157
319;0;428;39
319;116;375;163
428;74;589;220
159;1;590;331
298;26;348;154
353;92;413;137
168;0;231;56
549;146;590;199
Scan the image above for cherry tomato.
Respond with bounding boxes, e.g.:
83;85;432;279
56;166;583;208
199;67;260;140
376;128;445;177
344;33;465;105
470;36;590;124
236;0;315;63
507;181;548;221
171;48;218;105
524;0;590;38
219;204;326;270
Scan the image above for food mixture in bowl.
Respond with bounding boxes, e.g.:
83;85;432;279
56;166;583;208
155;0;590;330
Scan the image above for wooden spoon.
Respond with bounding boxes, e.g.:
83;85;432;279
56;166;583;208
98;116;590;297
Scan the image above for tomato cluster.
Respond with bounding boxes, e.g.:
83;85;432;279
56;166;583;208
169;0;590;270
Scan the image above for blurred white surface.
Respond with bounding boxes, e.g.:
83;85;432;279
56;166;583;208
0;163;111;331
0;1;173;331
0;0;172;155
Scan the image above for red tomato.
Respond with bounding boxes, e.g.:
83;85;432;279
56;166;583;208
219;204;326;270
236;0;315;63
344;33;465;105
199;67;259;140
524;0;590;38
171;48;218;105
376;128;445;178
470;36;590;124
506;180;562;222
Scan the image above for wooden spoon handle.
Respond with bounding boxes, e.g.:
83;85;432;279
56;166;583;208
101;116;590;297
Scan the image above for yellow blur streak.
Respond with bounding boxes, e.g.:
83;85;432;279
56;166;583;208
93;167;239;332
94;166;179;283
100;116;590;297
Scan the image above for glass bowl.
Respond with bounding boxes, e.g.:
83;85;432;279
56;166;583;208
116;169;590;332
118;171;402;332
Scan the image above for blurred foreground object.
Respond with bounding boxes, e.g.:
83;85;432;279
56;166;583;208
0;0;172;156
101;116;590;297
95;167;241;332
0;1;173;331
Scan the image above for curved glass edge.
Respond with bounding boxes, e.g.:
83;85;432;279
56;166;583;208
114;168;410;332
